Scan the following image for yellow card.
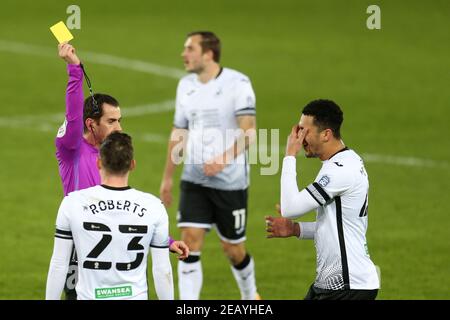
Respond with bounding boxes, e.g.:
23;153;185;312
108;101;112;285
50;21;74;43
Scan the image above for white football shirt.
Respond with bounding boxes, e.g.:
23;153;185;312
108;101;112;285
54;185;170;300
173;67;256;190
281;148;380;290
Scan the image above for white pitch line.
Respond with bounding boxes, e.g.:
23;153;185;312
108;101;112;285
0;99;175;129
0;39;185;79
1;39;447;170
81;51;184;79
0;118;168;144
361;153;449;169
2;111;448;169
138;133;168;144
0;40;177;141
257;145;449;169
122;99;175;117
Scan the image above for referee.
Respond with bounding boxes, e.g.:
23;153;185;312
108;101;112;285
266;99;380;300
55;43;188;299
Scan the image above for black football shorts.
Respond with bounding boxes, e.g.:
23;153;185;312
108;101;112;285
177;180;248;243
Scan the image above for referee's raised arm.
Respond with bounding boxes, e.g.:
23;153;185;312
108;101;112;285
55;43;84;152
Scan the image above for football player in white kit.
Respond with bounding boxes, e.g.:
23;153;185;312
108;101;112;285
266;100;380;300
160;31;260;300
46;132;174;300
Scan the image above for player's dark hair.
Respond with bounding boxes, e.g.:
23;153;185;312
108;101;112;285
302;99;343;139
100;131;133;175
83;93;119;132
187;31;221;63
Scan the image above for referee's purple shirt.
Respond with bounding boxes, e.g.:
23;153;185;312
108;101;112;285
56;64;100;196
55;64;175;246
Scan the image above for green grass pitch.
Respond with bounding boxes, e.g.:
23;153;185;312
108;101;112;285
0;0;449;299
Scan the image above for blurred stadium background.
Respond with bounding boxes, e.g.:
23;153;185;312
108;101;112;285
0;0;449;299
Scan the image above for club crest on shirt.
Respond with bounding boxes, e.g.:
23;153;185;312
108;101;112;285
318;175;330;187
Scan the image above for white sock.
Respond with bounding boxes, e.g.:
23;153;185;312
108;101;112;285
231;256;258;300
178;253;202;300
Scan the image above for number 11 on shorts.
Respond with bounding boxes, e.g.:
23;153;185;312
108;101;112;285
232;209;246;235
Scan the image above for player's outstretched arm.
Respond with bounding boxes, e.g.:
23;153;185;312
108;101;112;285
55;43;84;152
151;247;174;300
45;237;73;299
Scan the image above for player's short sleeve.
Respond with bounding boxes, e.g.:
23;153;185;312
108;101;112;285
305;165;354;206
54;196;73;240
234;77;256;117
173;82;188;129
150;202;170;249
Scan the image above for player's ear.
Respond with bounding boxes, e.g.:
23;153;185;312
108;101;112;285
85;118;93;131
130;159;136;171
96;157;102;171
322;128;332;142
204;49;214;62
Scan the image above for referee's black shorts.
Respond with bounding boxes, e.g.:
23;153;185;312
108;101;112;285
177;180;248;244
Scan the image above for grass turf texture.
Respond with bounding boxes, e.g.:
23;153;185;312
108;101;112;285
0;0;449;299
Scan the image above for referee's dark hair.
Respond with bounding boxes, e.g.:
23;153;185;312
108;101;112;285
187;31;221;63
302;99;344;139
100;131;134;175
83;93;120;133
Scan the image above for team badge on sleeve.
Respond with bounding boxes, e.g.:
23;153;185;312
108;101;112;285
318;175;330;188
246;96;254;106
57;119;68;138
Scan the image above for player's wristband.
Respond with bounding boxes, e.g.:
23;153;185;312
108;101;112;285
169;236;175;247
